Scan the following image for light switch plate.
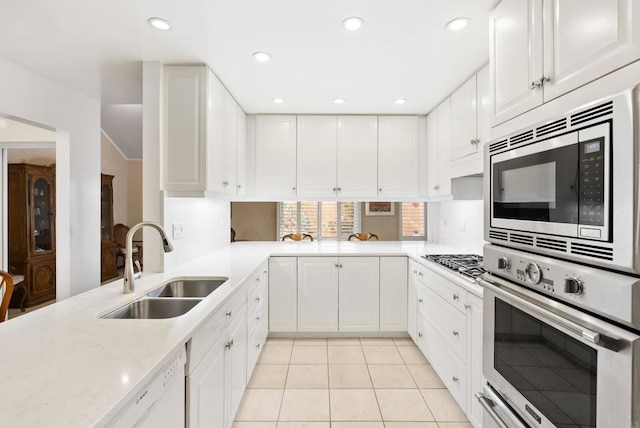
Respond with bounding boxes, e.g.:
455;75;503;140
172;223;184;240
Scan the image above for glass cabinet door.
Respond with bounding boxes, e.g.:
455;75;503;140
32;176;54;253
101;184;113;241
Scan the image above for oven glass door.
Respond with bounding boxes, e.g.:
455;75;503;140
494;296;597;427
492;142;580;225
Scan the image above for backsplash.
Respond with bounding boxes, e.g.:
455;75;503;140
429;200;484;254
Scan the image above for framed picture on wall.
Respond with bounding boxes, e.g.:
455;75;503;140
365;202;395;216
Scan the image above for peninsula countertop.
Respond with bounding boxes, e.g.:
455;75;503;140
0;240;479;427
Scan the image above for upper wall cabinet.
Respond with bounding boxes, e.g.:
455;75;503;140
296;116;379;198
378;116;420;197
163;65;245;196
255;115;297;197
427;100;452;198
491;0;640;125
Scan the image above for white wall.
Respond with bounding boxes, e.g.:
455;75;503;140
0;56;100;299
429;200;484;255
100;131;129;226
163;198;230;271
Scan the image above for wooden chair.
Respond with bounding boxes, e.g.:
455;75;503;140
114;223;141;269
0;271;15;322
282;233;314;241
348;233;379;241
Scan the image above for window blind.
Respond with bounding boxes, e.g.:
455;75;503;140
401;202;426;238
278;202;361;241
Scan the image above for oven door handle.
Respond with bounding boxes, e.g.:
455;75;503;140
480;278;620;352
476;391;528;428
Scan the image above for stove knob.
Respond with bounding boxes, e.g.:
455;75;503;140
525;262;542;284
497;256;510;271
564;277;583;294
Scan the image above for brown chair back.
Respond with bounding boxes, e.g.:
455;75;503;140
348;233;379;241
114;223;129;247
0;271;15;322
282;233;314;241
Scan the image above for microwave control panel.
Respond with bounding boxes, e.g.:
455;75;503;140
578;137;605;228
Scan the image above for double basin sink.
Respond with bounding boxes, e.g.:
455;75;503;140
102;278;228;319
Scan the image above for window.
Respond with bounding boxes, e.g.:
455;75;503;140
278;202;360;240
400;202;426;240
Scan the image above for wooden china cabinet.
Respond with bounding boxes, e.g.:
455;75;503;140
8;164;56;309
101;174;119;282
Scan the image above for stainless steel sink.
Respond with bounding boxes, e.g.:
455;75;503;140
102;298;202;319
145;278;228;298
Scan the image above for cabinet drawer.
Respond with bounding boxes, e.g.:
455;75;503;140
422;285;468;360
247;263;268;315
422;266;468;313
419;313;467;412
247;311;269;379
188;288;246;374
247;300;266;338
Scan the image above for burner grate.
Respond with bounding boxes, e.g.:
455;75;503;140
421;254;485;280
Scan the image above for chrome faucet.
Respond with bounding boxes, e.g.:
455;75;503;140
123;221;174;294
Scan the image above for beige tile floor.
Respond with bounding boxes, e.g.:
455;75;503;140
234;337;472;428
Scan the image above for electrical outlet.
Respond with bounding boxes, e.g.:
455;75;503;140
172;223;184;240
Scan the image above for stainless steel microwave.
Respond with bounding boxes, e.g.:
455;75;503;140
484;86;640;274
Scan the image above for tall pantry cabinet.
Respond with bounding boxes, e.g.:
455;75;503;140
8;164;56;309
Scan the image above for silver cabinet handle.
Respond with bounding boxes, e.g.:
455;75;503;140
530;76;550;90
434;185;440;190
452;376;459;382
413;269;417;274
418;332;423;338
418;272;423;277
223;180;229;186
255;277;260;283
237;184;242;189
335;263;340;268
339;264;343;268
452;330;459;336
332;187;337;191
292;187;296;191
256;343;261;349
225;311;232;318
418;298;423;303
225;339;234;349
255;297;260;302
464;304;471;310
337;187;341;191
263;270;268;274
453;294;459;301
378;188;382;192
256;316;261;322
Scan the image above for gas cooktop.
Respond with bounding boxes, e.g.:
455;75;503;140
421;254;485;281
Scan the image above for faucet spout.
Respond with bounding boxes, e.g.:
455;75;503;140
123;221;174;294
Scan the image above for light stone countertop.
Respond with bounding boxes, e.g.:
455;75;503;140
0;240;481;427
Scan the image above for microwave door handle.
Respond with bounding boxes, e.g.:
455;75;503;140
480;278;620;352
476;392;528;428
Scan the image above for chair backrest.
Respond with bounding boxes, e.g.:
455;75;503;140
0;271;15;322
230;228;236;242
348;233;379;241
114;223;129;247
282;233;313;241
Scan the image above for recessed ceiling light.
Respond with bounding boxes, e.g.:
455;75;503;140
446;17;470;31
272;98;284;104
342;17;364;31
148;17;171;31
253;52;272;62
333;98;346;104
395;98;407;105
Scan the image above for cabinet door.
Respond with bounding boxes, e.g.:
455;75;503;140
236;107;247;195
543;0;640;101
226;305;247;427
222;91;238;194
450;75;478;161
467;293;484;428
407;266;419;341
163;65;206;192
337;116;378;198
490;0;544;125
255;115;297;197
206;70;227;193
187;335;226;428
377;116;419;197
296;116;338;198
476;64;491;147
426;112;440;198
268;257;297;332
379;257;408;332
338;257;380;332
436;99;452;196
297;257;339;332
27;257;56;305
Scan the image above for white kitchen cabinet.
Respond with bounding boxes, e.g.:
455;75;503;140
226;305;247;427
296;116;338;198
427;99;452;197
491;0;640;125
247;262;268;383
467;293;484;428
163;65;245;195
338;257;380;332
268;257;297;332
297;257;339;332
378;116;419;197
236;108;247;195
407;262;419;341
379;257;408;331
255;115;297;197
450;75;478;162
337;116;378;198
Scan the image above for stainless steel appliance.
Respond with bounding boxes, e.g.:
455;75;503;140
478;244;640;428
484;86;640;274
422;254;485;281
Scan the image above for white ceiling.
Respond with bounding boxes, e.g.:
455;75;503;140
0;0;496;151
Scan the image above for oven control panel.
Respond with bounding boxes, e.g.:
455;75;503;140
483;244;640;330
